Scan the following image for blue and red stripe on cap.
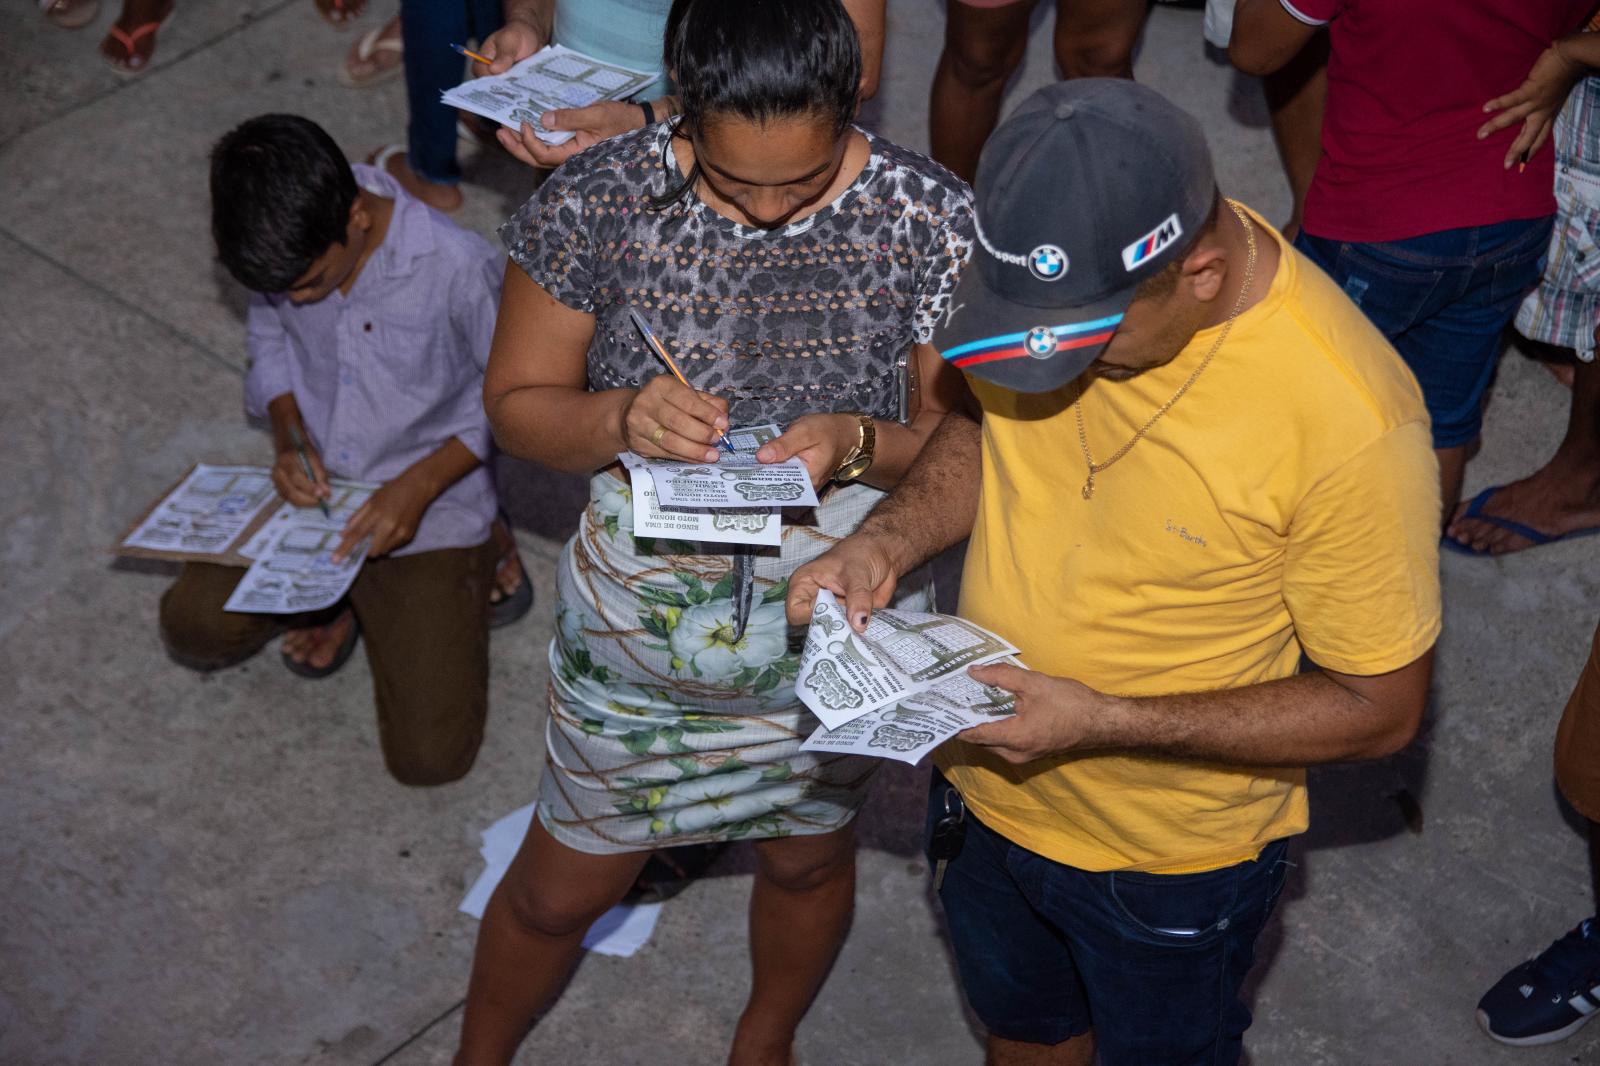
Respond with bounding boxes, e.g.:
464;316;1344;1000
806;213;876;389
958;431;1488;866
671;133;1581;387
940;313;1125;369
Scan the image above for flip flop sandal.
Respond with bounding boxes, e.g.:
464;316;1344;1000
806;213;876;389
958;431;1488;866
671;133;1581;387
337;19;404;88
281;611;361;679
369;142;407;174
1442;484;1600;557
489;568;534;629
39;0;100;30
100;5;174;77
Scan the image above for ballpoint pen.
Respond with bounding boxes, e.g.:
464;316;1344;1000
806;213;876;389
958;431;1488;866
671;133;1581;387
287;424;332;520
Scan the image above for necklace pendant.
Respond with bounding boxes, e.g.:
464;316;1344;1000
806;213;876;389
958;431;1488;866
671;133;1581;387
1082;476;1094;500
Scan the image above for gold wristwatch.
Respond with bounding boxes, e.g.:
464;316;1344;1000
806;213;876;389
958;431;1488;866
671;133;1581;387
833;415;877;483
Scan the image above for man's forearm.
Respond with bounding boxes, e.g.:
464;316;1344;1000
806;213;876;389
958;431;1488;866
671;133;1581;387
265;393;303;454
1090;664;1426;766
856;407;983;577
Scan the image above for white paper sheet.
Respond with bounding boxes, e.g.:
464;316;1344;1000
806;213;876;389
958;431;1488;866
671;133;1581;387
458;804;663;958
794;590;1020;730
122;464;278;555
649;457;818;510
620;422;819;511
223;482;375;614
799;665;1019;764
626;465;784;547
440;45;658;144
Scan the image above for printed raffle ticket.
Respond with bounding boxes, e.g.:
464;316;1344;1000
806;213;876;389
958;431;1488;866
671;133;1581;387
796;591;1023;764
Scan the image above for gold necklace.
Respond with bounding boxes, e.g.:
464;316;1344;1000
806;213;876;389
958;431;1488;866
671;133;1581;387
1074;200;1257;500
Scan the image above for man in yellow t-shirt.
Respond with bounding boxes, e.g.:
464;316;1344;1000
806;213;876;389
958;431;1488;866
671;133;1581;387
787;80;1440;1065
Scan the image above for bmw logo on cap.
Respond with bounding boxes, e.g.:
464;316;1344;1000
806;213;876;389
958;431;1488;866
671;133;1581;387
1028;244;1068;282
1024;326;1058;359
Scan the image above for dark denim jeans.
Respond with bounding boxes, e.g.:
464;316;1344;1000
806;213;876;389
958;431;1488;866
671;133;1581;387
401;0;503;185
1295;216;1552;448
927;773;1291;1065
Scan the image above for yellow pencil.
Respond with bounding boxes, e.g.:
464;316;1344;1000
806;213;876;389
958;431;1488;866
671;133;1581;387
451;42;494;66
628;309;735;452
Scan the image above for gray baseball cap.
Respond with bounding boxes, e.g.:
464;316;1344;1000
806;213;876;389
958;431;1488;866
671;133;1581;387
935;79;1217;393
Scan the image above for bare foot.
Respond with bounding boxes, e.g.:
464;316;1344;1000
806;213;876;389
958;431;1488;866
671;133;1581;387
313;0;366;27
489;518;524;607
339;15;402;88
1445;460;1600;554
281;609;356;671
371;147;464;212
41;0;100;30
99;0;174;75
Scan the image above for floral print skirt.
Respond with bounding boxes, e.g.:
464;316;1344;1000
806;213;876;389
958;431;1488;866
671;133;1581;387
537;472;933;854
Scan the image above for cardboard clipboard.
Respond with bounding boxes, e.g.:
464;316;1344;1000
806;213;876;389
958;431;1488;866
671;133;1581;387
114;463;284;568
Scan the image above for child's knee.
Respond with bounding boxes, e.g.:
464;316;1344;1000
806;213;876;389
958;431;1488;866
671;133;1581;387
159;577;273;671
377;709;484;786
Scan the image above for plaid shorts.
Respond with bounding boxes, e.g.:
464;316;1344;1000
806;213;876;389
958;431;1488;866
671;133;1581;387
1516;77;1600;361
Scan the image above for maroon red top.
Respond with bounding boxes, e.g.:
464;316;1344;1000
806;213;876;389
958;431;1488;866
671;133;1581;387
1285;0;1591;242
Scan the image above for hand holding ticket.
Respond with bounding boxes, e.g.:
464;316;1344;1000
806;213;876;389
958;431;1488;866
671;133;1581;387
795;590;1023;765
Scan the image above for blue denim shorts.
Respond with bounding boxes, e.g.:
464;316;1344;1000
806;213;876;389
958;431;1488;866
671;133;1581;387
927;773;1291;1065
1294;216;1553;449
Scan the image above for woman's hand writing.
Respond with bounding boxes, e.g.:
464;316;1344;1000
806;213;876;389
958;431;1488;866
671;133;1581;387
618;375;730;462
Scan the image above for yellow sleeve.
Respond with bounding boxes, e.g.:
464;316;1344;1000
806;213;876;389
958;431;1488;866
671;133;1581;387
1282;421;1441;675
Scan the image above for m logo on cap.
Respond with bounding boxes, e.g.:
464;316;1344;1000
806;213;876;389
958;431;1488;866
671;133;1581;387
1121;214;1183;271
1028;245;1068;282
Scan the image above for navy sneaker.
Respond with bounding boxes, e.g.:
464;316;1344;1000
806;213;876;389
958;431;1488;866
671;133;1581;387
1479;918;1600;1046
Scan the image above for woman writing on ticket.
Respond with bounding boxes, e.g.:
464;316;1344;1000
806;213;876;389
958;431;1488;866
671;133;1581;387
455;0;974;1062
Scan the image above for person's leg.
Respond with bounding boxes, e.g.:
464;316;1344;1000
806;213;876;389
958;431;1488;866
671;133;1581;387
455;817;651;1066
1295;221;1549;522
392;0;471;210
1479;620;1600;1045
729;825;858;1066
346;541;497;785
1051;839;1292;1065
1446;351;1600;552
159;562;279;671
929;0;1040;184
99;0;175;74
989;1032;1095;1066
1261;34;1326;240
1398;216;1555;520
924;775;1096;1066
1051;0;1148;81
1590;816;1600;908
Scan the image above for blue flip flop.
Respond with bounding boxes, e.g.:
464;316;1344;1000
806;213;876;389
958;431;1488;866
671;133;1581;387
1442;485;1600;556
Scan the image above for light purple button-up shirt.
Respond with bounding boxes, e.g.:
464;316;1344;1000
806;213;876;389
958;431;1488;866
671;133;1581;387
244;164;503;557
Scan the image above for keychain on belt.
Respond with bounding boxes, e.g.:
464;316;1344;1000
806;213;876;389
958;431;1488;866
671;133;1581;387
930;786;967;891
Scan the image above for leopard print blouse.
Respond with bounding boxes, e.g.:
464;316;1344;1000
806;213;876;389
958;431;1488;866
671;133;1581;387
501;122;975;428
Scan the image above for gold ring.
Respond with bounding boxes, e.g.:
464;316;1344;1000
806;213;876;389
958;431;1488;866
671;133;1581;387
650;425;667;445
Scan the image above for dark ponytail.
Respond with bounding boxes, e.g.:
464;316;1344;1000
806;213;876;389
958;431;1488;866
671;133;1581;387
650;0;862;209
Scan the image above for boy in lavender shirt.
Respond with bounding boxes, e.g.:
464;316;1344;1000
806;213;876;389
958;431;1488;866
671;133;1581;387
160;114;528;786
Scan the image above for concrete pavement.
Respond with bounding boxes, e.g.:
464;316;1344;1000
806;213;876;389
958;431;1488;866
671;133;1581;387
2;2;1597;1062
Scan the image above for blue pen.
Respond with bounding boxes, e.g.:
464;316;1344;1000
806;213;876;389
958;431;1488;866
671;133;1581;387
628;309;736;453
